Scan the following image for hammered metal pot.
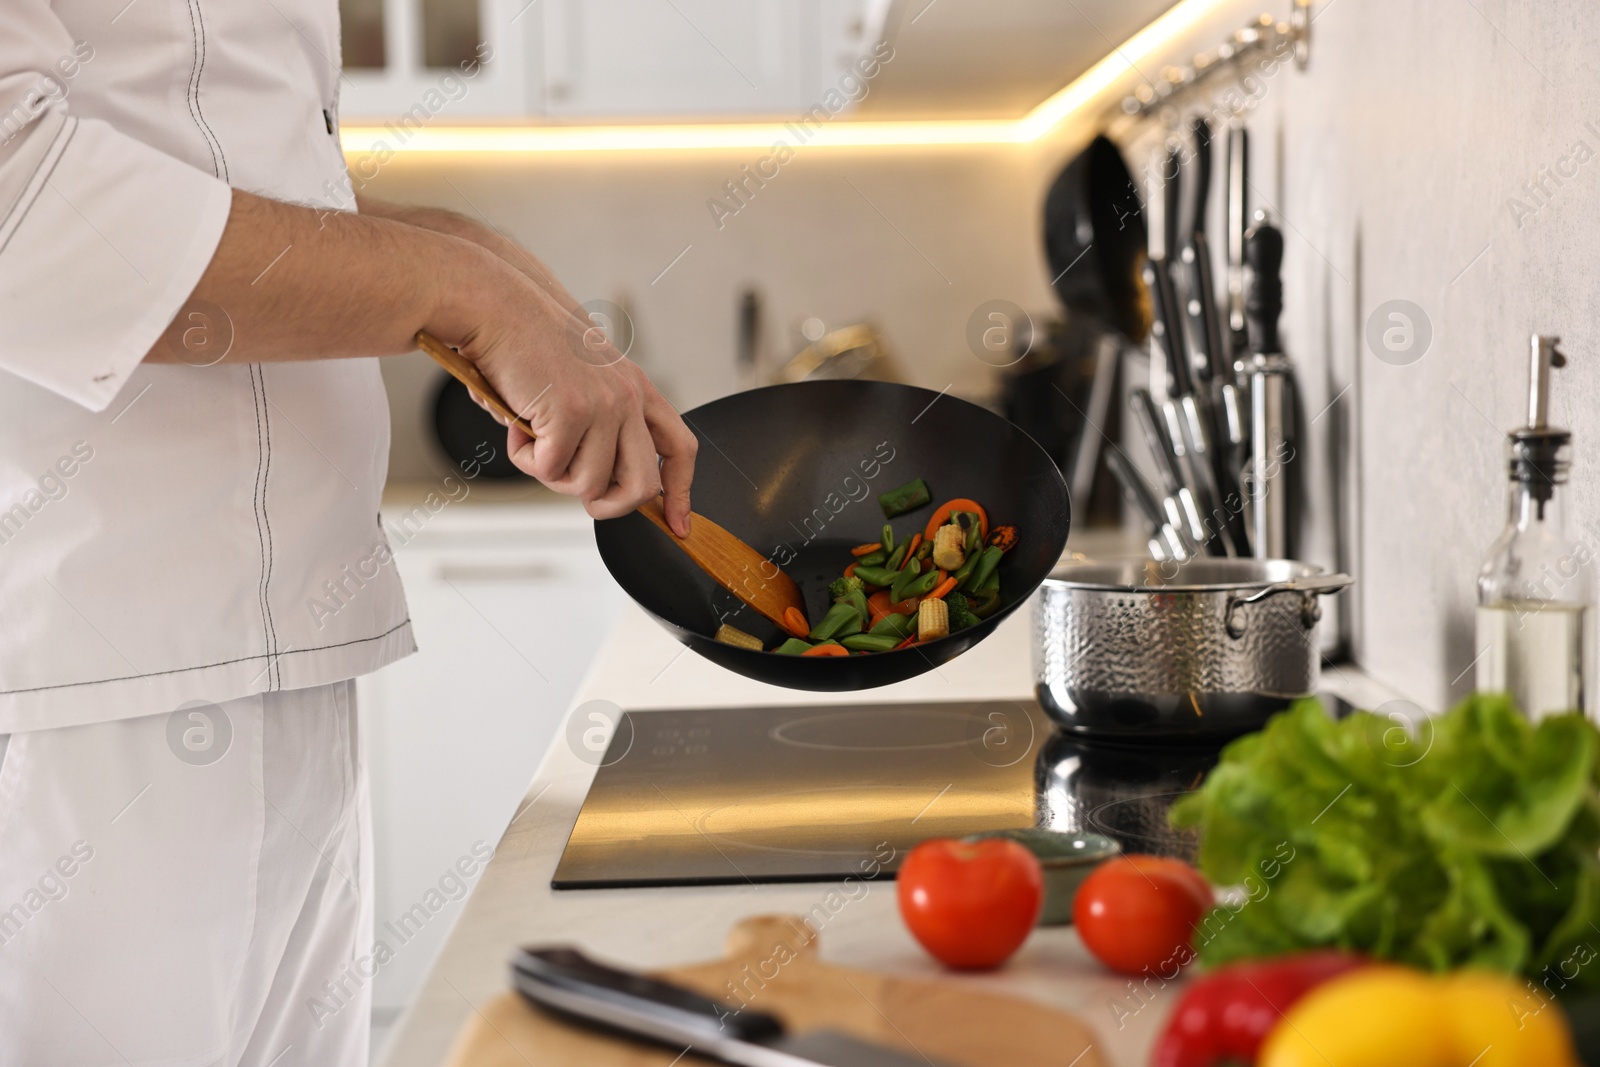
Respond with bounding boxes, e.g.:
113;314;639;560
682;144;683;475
1034;558;1352;742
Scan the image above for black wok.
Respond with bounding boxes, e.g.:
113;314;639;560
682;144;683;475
595;381;1070;691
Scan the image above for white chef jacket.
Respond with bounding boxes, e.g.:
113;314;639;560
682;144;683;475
0;0;414;732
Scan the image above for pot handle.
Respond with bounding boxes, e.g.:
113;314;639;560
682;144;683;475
1233;572;1354;606
1225;573;1353;638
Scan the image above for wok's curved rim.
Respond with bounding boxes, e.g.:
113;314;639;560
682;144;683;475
596;379;1071;690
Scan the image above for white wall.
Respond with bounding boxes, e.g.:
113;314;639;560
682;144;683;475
364;0;1600;710
366;143;1064;485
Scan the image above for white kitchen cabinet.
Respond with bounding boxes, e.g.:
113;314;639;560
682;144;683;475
337;0;891;122
357;495;624;1038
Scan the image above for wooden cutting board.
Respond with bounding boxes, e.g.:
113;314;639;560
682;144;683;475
442;914;1106;1067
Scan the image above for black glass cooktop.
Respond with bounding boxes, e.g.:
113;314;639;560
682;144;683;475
551;698;1355;888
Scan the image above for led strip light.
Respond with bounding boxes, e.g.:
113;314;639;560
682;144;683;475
340;0;1242;154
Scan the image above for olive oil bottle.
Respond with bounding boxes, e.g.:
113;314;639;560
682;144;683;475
1476;335;1593;720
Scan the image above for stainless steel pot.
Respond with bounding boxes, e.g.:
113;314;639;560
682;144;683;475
1034;558;1352;741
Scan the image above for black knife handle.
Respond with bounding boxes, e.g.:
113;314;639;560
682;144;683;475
1188;117;1212;238
1245;222;1284;355
1163;143;1182;260
513;946;783;1047
1148;259;1194;397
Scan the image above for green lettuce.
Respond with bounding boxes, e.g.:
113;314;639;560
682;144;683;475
1169;694;1600;985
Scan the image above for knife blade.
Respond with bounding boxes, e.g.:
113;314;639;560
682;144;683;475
1130;387;1204;554
512;946;958;1067
1107;447;1188;561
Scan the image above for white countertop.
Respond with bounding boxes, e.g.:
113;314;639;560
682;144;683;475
378;541;1402;1067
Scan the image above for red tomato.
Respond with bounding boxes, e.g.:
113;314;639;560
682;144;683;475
897;838;1043;970
1073;854;1213;976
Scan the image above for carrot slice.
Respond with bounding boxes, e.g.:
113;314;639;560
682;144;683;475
782;607;809;638
893;634;918;650
923;499;989;543
927;576;958;601
850;542;883;557
802;643;850;657
987;525;1019;552
866;591;895;627
844;562;861;582
897;533;922;570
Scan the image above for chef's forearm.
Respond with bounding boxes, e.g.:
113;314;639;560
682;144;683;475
352;195;587;320
143;189;525;365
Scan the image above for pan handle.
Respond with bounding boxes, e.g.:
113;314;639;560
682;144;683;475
1225;572;1353;638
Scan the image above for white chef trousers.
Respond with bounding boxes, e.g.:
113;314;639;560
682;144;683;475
0;680;372;1067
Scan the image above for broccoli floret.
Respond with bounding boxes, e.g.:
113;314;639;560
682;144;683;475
947;592;980;632
828;575;866;599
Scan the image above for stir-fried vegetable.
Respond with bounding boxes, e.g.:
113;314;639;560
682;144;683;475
714;623;764;650
879;478;932;518
727;485;1020;657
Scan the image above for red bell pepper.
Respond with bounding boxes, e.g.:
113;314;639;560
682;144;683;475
1151;951;1367;1067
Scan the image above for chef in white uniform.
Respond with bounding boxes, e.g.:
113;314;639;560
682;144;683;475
0;0;697;1063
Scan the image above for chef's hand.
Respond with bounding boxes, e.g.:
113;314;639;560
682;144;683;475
352;196;696;534
460;278;697;534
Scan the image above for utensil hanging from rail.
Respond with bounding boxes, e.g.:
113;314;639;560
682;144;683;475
1179;116;1253;556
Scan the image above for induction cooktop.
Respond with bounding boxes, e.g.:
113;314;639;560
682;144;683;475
552;701;1055;888
551;697;1355;889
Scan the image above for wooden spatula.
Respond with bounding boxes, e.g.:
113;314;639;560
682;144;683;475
415;331;808;635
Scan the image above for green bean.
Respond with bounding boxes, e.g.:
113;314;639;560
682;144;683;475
852;564;900;587
882;524;895;554
869;612;915;639
841;632;901;653
808;601;864;642
878;477;931;519
773;638;814;655
856;549;887;567
890;558;923;601
962;545;1003;593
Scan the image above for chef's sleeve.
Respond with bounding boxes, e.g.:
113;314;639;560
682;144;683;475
0;6;233;411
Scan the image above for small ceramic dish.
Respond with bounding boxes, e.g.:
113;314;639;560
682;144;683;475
962;828;1122;925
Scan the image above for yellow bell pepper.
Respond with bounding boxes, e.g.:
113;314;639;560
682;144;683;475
1258;966;1581;1067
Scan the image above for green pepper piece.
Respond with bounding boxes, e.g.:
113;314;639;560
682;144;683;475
773;637;814;655
852;564;900;587
959;512;983;554
855;549;887;567
971;587;1003;618
841;632;902;653
809;601;864;642
878;478;931;519
869;611;916;638
839;588;870;626
890;557;923;601
962;545;1004;593
882;524;895;555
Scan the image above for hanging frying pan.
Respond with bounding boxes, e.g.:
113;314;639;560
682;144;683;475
1042;134;1152;344
594;381;1070;691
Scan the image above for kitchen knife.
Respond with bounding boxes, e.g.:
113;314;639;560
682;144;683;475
1226;124;1251;360
512;946;958;1067
1179;117;1251;556
1131;387;1204;554
1244;219;1295;560
1107;447;1188;561
1146;255;1228;555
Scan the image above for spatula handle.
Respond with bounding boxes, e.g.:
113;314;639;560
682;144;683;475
415;330;537;439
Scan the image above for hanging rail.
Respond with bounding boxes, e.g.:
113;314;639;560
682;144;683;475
1115;0;1312;123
